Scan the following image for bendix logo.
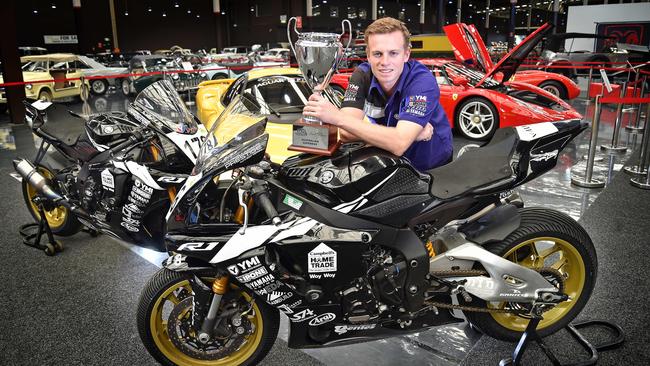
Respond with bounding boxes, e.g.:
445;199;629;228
308;312;336;326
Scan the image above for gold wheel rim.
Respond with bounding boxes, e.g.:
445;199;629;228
489;236;586;331
150;279;264;366
26;168;67;228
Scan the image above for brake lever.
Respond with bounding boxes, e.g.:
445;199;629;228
237;188;249;235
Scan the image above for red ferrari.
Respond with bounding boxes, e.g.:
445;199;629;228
330;23;582;141
442;23;581;100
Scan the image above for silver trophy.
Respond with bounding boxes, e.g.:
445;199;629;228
287;17;351;155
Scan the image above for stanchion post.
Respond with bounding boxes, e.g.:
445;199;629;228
572;95;606;188
586;65;594;103
600;80;628;153
627;74;647;133
625;103;650;176
630;110;650;188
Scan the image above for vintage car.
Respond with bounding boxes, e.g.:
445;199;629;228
442;23;581;100
196;67;342;164
128;55;208;94
330;23;582;141
538;32;632;79
260;48;290;63
75;55;130;95
0;53;91;113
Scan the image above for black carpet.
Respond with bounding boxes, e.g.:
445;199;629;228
461;155;650;365
0;124;324;366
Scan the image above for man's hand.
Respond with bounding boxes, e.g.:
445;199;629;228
415;123;433;142
303;93;342;126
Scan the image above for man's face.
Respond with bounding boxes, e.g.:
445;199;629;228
366;31;411;92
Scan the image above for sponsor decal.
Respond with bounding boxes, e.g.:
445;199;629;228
257;77;285;87
177;242;220;251
308;313;336;326
120;179;153;232
308;243;337;273
157;176;186;184
236;267;268;283
227;257;262;276
343;83;359;102
283;194;303;210
530;150;559;162
255;281;282;296
248;274;275;289
363;101;385;119
289;308;316;322
276;300;304;315
101;169;114;191
319;170;334;184
309;273;336;279
267;291;293;305
404;95;428;117
334;324;376;334
515;122;558;142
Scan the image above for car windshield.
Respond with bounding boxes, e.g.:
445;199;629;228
22;61;50;71
241;75;315;116
128;80;199;134
443;62;501;88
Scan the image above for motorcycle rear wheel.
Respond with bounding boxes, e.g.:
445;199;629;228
137;268;279;366
21;165;82;236
464;207;597;342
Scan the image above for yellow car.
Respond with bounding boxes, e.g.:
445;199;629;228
197;67;345;164
0;54;90;110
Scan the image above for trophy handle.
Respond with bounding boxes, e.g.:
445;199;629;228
340;19;352;53
287;17;300;60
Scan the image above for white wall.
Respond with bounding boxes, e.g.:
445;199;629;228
566;2;650;51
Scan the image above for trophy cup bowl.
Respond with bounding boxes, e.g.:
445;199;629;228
287;17;351;155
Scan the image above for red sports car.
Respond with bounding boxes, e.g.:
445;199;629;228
330;23;582;141
442;22;581;100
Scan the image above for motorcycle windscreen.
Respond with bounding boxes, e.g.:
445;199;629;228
128;79;199;134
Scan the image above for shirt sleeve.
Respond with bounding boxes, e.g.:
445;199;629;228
340;67;370;110
397;75;439;128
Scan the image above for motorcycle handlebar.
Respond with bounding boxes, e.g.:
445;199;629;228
252;183;281;226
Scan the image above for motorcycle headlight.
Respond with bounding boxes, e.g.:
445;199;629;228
25;84;33;90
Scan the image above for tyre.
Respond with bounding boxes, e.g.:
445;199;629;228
538;80;567;100
90;79;108;95
120;79;131;96
211;73;228;80
137;269;280;366
21;165;82;236
455;97;499;141
464;208;597;342
38;89;53;102
0;103;7;114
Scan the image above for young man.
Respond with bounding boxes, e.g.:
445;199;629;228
303;17;453;171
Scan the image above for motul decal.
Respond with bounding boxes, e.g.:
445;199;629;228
227;257;261;276
308;313;336;326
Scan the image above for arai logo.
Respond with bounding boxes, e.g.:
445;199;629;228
308;312;336;326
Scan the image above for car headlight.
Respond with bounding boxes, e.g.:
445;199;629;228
171;73;180;80
199;72;207;78
25;84;33;90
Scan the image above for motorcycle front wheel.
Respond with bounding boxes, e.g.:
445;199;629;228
137;268;279;366
464;207;597;342
21;165;82;236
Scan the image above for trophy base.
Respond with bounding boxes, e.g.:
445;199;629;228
288;121;340;156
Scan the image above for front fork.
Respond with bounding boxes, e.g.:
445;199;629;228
191;275;230;344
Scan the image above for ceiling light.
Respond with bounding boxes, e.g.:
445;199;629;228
124;11;129;16
174;2;179;8
196;14;200;18
51;4;56;9
187;9;191;14
162;12;167;17
33;9;38;14
148;7;152;12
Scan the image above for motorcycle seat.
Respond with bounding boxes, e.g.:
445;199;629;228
428;128;517;199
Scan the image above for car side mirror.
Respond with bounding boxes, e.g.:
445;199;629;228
452;75;469;87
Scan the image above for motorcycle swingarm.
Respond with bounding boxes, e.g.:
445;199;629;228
458;204;520;244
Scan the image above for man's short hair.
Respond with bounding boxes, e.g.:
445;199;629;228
364;17;411;50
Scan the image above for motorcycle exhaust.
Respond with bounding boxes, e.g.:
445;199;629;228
13;159;64;203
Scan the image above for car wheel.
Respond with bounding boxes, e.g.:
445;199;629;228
38;90;53;102
93;97;108;112
119;79;131;96
211;73;228;80
538;80;567;100
455;97;499;141
0;104;7;114
90;79;108;95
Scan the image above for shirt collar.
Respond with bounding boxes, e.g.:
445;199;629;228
368;60;412;100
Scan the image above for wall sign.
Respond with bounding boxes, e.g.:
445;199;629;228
44;35;78;44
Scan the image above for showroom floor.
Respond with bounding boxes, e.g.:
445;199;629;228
0;83;649;365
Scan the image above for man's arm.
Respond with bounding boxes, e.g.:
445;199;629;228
304;94;423;156
338;107;364;142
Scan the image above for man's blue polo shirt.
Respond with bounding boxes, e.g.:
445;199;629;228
340;60;452;171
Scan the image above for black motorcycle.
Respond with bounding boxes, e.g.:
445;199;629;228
136;93;596;366
14;80;206;253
